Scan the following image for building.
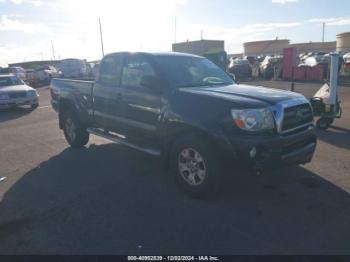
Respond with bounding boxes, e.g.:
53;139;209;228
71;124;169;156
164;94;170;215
243;39;338;57
244;39;290;56
8;60;61;70
336;32;350;53
289;42;336;54
172;39;225;56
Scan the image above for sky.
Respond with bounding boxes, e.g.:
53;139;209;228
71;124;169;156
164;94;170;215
0;0;350;66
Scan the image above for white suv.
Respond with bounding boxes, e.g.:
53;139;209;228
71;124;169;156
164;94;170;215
0;67;26;81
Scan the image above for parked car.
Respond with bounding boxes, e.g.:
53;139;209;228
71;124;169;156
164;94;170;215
259;56;283;80
91;63;100;77
203;51;228;71
25;69;37;87
0;67;26;81
0;74;39;109
35;66;61;85
60;59;89;78
228;58;252;80
51;52;316;197
344;53;350;64
244;56;256;65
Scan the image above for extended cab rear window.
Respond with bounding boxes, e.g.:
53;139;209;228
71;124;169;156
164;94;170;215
98;55;123;86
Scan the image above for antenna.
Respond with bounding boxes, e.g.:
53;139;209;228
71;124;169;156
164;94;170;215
51;40;56;61
99;17;105;57
322;22;325;43
174;18;177;43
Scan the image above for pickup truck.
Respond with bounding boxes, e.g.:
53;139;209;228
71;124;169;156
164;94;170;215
51;52;316;197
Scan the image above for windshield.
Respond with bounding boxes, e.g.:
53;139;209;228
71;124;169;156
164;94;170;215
0;76;23;87
153;56;234;88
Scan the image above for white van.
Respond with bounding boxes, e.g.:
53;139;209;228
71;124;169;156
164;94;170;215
59;59;88;78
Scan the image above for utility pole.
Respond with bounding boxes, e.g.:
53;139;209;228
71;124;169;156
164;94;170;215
201;29;203;40
51;40;56;61
322;22;325;43
174;18;177;43
99;17;105;57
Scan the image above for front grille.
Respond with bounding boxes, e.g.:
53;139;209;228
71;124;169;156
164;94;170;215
8;91;27;99
282;103;313;132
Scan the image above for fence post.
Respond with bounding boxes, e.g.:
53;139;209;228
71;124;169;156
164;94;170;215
291;66;295;92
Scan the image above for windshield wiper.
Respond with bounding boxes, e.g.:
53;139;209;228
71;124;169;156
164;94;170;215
177;81;232;88
176;82;209;88
206;82;232;86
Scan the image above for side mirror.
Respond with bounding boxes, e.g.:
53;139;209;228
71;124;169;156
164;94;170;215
228;73;239;84
140;75;161;91
228;73;236;81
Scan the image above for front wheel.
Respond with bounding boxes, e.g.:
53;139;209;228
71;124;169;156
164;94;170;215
171;136;222;198
316;117;332;130
30;103;39;110
62;111;89;148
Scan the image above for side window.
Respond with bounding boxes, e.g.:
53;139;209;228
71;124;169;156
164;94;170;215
122;56;156;88
98;55;123;86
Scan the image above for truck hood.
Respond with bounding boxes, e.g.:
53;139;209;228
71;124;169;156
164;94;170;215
0;84;34;92
179;84;305;106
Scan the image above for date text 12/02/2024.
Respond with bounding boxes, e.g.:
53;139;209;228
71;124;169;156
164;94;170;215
127;256;220;261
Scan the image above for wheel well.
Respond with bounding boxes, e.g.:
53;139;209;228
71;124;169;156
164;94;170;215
161;124;220;169
58;98;75;129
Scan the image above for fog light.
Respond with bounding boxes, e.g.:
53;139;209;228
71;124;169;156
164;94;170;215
250;147;257;158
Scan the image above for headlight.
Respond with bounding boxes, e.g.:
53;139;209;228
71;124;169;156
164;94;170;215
0;93;10;100
27;90;38;97
231;108;275;132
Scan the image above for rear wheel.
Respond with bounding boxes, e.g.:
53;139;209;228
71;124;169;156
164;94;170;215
62;110;89;147
171;136;222;198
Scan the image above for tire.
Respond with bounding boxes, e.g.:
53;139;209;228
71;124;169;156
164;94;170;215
62;110;89;148
31;103;39;110
316;118;332;130
171;135;222;198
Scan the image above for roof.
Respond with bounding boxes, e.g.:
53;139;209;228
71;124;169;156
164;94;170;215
244;39;290;45
149;52;202;58
337;32;350;37
0;74;15;77
172;39;224;45
105;51;203;58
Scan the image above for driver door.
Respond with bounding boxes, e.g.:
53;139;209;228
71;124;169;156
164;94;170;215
118;54;162;147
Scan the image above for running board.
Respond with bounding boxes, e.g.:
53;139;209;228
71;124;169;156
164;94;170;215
87;128;161;156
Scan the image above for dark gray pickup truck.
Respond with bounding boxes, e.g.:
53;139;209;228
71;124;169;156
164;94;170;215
51;52;316;196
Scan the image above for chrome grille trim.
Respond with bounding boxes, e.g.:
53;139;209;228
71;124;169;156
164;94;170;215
269;98;313;134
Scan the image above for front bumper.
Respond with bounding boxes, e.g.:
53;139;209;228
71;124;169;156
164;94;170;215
0;97;39;109
226;125;317;170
